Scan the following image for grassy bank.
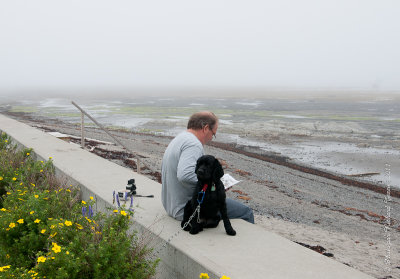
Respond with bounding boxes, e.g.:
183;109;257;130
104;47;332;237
0;132;158;278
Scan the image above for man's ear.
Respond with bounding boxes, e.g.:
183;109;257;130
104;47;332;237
213;159;224;181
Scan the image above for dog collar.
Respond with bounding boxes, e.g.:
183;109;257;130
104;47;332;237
198;183;216;204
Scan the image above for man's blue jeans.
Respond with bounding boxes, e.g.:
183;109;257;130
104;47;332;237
226;198;254;224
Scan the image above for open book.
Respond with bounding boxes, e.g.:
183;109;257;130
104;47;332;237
221;173;241;191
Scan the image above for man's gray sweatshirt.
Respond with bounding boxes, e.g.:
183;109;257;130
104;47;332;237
161;131;204;220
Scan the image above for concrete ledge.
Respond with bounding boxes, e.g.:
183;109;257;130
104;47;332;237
0;114;373;279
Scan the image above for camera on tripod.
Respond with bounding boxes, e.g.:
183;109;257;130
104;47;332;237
118;179;136;200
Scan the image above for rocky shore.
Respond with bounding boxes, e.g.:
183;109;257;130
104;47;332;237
3;111;399;279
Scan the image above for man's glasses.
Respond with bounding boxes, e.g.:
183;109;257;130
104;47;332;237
211;129;216;139
202;123;216;139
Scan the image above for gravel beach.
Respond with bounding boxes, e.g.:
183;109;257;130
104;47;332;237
2;111;399;279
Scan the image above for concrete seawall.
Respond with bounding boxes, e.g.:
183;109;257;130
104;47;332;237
0;114;373;279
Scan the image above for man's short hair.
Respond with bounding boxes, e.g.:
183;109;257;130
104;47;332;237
187;112;218;130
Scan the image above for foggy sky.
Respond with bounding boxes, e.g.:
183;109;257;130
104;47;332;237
1;0;399;95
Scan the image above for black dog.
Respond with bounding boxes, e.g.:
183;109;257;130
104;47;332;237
181;155;236;236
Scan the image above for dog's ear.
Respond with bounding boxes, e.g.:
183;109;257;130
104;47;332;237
213;158;224;181
195;156;202;174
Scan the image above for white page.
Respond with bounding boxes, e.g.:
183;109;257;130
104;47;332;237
221;173;240;190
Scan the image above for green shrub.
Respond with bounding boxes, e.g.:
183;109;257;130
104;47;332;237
0;132;158;278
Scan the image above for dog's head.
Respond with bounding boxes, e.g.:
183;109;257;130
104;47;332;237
195;155;224;183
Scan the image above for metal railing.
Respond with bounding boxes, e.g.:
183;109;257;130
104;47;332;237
71;101;141;174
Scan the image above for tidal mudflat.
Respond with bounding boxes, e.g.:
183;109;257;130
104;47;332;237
3;94;399;188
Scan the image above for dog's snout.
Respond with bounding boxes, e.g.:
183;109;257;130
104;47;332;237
197;168;205;176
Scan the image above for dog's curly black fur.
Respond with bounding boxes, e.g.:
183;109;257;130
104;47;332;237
181;155;236;236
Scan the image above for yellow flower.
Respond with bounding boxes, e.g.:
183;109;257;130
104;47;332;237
40;170;43;173
31;183;36;187
26;152;30;156
85;217;92;223
76;223;83;230
220;276;230;279
120;210;127;216
30;211;35;215
17;219;24;224
34;219;41;223
34;195;39;198
200;273;210;279
66;251;70;255
81;201;86;205
52;243;61;253
0;177;3;180
49;157;52;159
65;220;72;226
12;177;16;181
90;196;94;200
29;270;39;277
50;232;57;238
1;208;6;212
6;192;11;195
37;256;46;263
41;229;46;234
0;265;11;272
67;189;71;193
113;209;118;213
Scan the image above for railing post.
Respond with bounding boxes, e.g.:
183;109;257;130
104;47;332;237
81;112;85;148
71;101;142;174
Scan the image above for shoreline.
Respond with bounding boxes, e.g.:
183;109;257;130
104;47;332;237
1;96;399;189
208;141;400;198
5;110;397;194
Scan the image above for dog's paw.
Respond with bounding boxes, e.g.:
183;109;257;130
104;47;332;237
190;226;203;235
226;228;236;236
181;221;191;231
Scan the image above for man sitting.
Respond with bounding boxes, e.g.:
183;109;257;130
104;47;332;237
161;111;254;223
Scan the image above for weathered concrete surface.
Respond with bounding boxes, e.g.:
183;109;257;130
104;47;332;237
0;114;373;279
